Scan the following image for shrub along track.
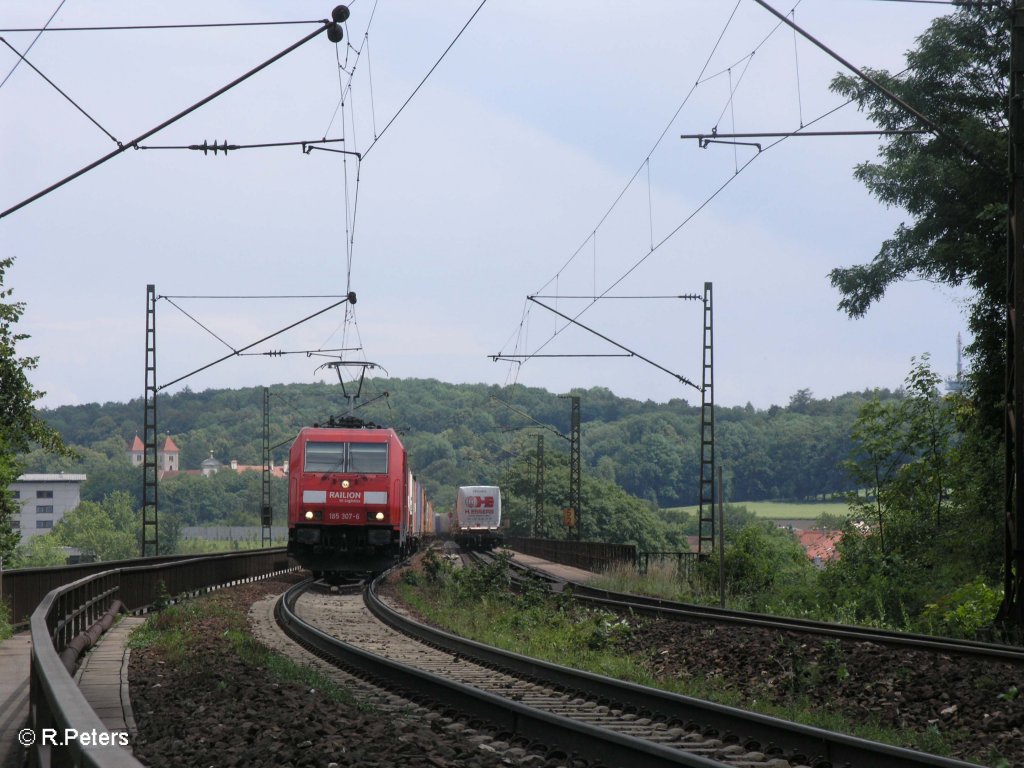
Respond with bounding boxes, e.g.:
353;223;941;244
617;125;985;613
493;555;1024;767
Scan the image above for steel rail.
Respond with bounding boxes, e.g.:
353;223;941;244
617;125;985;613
275;578;724;768
364;574;983;768
499;556;1024;662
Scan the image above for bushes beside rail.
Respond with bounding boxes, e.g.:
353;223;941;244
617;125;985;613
400;551;635;666
0;600;11;642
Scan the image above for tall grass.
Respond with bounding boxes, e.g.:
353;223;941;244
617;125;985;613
588;560;704;603
400;553;967;761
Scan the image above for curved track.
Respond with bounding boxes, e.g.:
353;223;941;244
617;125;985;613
276;575;983;768
493;552;1024;663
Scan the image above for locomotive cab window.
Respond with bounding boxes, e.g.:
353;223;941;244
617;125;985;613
303;441;388;474
349;442;388;474
304;442;345;473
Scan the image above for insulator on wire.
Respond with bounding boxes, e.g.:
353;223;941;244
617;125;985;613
189;140;236;156
327;22;343;43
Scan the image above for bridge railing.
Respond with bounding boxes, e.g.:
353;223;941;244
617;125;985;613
27;548;295;768
503;537;636;573
636;550;706;581
2;550;270;629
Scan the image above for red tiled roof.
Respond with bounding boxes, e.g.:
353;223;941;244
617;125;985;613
795;529;842;562
162;436;180;453
129;435;144;452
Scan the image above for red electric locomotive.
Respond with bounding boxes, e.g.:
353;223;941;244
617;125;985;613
287;423;412;577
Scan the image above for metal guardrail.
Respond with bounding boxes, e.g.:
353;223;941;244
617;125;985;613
503;537;636;572
2;551;259;628
27;548;295;768
636;551;705;580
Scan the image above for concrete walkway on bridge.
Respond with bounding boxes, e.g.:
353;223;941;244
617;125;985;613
0;616;143;767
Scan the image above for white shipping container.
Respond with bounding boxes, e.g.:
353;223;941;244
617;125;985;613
455;486;501;531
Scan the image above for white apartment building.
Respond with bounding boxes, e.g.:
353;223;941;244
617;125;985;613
10;473;86;543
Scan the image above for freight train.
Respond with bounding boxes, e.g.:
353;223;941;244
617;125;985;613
287;422;430;578
452;485;502;551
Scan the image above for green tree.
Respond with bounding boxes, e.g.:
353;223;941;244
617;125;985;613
710;521;814;610
830;358;968;624
53;491;139;561
843;357;954;552
14;531;68;568
828;5;1006;412
0;257;70;563
844;395;908;555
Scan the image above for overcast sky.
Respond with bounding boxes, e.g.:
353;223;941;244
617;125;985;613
2;0;969;412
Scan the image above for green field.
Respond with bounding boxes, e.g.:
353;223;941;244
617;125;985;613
665;500;851;520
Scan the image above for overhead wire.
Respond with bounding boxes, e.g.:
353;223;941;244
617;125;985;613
521;95;863;370
1;19;336;219
0;20;328;33
0;0;67;90
5;4;473;401
162;297;237;353
361;0;490;161
306;7;380;390
695;2;800;88
311;0;490;394
318;14;365;367
791;9;805;127
499;0;755;382
527;0;764;303
0;36;120;145
502;0;868;383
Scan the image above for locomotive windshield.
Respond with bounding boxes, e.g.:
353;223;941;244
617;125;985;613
349;442;388;473
304;440;388;474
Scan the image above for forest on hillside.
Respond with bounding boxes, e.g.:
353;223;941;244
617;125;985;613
27;377;885;520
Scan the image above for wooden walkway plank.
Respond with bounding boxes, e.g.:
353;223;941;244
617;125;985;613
0;632;32;768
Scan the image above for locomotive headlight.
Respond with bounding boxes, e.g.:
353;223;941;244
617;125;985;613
305;510;315;520
341;480;350;489
375;512;385;521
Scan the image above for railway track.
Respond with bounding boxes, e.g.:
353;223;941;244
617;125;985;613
275;575;983;768
489;552;1024;663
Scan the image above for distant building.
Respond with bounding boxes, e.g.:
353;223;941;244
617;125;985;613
159;437;180;473
128;435;143;466
129;435;288;480
227;458;288;479
794;528;842;566
9;473;87;544
127;435;181;476
201;451;222;477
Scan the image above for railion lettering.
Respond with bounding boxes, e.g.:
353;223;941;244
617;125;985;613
328;490;362;502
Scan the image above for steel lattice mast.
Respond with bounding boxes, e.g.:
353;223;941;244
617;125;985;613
142;285;159;556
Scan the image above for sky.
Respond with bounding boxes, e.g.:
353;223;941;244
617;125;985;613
2;0;971;412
